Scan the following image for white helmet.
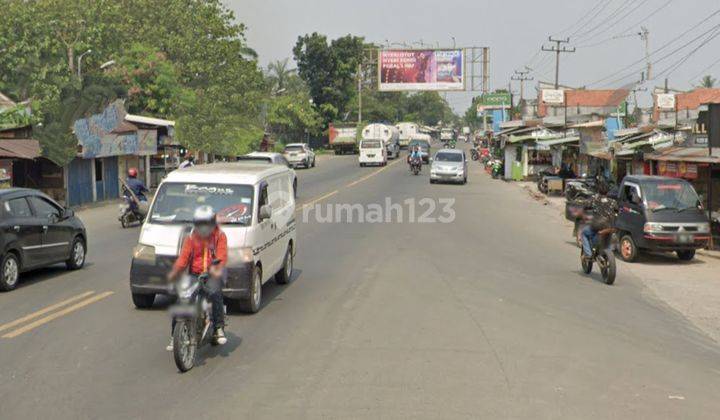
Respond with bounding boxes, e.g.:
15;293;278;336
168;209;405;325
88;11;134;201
193;205;216;237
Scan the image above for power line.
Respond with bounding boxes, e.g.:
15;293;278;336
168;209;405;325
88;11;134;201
552;0;607;38
587;10;720;86
575;0;650;44
689;56;720;84
567;0;618;38
541;37;576;89
576;0;674;48
573;0;635;41
654;26;720;80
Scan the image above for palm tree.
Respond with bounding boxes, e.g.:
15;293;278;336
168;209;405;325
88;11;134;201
699;75;717;88
267;58;295;93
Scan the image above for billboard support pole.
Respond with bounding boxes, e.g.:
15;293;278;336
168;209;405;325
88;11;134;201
357;62;362;126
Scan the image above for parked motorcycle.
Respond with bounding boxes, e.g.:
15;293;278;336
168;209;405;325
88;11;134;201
470;148;479;161
170;270;222;372
491;159;504;179
580;227;617;285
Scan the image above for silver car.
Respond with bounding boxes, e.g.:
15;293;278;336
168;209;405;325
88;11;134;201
283;143;316;169
430;149;467;184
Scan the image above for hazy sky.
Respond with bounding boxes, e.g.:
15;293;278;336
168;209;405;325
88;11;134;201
227;0;719;111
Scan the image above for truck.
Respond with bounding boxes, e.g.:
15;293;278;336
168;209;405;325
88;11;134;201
396;122;420;148
328;123;358;155
362;123;400;159
440;128;454;142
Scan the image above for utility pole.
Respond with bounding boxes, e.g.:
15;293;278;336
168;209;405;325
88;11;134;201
639;27;651;81
542;37;575;89
511;69;533;103
482;47;489;94
357;62;362;125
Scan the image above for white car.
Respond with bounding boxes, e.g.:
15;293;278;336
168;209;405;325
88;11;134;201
130;163;297;313
358;139;387;167
430;149;468;184
283;143;316;169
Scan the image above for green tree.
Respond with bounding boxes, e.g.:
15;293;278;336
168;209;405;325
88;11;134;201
699;75;717;88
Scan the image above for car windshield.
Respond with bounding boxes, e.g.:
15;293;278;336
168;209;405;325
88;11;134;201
149;182;254;225
361;140;381;149
435;152;462;162
642;180;700;211
409;141;429;149
284;146;304;152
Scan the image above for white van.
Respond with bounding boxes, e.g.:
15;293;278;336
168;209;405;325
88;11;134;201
129;163;296;314
358;139;387;167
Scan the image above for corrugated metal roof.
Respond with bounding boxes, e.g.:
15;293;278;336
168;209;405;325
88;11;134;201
0;139;41;159
125;114;175;127
644;146;720;163
536;136;580;146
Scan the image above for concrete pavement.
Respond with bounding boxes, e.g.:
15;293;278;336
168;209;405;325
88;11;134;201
1;148;720;419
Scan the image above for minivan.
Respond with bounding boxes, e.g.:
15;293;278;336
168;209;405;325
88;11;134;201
129;163;297;313
358;139;387;167
615;175;710;262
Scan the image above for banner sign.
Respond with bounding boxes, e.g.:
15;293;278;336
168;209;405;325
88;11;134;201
542;89;565;104
379;49;464;91
656;93;676;110
477;92;512;112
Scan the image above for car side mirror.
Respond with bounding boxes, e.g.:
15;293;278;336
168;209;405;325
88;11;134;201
259;204;272;221
62;208;75;219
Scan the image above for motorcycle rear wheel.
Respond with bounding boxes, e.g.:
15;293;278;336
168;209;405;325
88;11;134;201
121;214;129;228
173;320;196;372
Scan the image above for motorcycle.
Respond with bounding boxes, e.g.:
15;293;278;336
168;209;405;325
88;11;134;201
408;156;422;175
491;160;504;179
580;227;617;285
470;148;479;161
170;269;223;372
118;195;147;228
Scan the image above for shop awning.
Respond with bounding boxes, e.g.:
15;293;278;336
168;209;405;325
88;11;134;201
536;136;580;147
644;146;720;163
0;139;41;159
586;148;613;160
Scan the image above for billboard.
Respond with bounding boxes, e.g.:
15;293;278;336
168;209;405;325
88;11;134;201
378;49;464;91
542;89;565;104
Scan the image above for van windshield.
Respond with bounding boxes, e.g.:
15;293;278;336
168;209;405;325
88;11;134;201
642;180;700;212
361;140;381;149
149;182;254;225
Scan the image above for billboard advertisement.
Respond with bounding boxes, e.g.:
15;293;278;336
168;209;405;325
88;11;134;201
378;49;464;91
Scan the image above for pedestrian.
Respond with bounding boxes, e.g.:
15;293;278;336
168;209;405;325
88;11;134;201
179;155;195;169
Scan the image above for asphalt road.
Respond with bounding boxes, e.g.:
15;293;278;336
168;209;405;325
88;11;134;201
1;147;720;419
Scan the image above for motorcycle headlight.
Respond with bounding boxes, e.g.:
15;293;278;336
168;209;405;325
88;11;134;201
133;244;156;263
697;223;710;233
643;223;664;233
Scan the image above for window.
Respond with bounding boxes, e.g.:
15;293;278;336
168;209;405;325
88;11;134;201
623;185;641;205
259;183;269;207
28;196;61;219
5;198;32;218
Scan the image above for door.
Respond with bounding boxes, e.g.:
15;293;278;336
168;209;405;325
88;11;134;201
94;158;105;201
256;181;277;282
67;158;93;206
103;156;119;199
2;197;44;268
617;183;645;238
27;195;71;262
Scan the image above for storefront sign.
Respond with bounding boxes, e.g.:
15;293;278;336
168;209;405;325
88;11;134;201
542;89;565;104
659;161;698;179
656;93;676;110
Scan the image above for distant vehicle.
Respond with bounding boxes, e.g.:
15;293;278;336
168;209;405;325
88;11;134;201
407;139;431;163
358;139;387;167
0;188;87;291
283;143;316;169
362;123;400;159
440;128;454;142
615;175;710;262
430;149;467;184
237;152;297;197
130;163;297;313
328;123;358;155
396;122;420;148
462;126;471;135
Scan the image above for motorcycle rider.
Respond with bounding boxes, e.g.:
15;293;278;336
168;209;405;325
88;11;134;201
408;146;422;170
124;168;148;213
166;206;228;350
581;182;618;260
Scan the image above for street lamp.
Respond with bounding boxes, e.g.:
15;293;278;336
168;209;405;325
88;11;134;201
77;49;92;79
100;59;116;70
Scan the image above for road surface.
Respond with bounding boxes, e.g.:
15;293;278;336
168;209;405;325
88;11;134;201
1;148;719;419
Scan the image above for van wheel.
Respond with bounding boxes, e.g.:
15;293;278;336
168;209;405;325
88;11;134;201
276;245;293;285
233;266;262;314
677;250;695;261
619;234;638;262
131;293;155;309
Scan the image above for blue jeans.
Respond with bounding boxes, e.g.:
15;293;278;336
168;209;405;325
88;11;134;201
582;225;598;257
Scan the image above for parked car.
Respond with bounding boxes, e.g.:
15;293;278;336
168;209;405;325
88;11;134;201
615;175;710;262
129;163;297;313
282;143;316;168
430;149;467;184
408;139;431;163
0;188;87;291
238;152;297;197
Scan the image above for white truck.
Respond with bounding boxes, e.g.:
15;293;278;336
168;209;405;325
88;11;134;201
396;122;420;148
362;123;400;159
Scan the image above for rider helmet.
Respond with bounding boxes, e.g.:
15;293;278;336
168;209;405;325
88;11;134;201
128;168;138;178
193;205;217;238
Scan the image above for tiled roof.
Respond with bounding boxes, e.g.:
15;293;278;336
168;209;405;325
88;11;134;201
676;88;720;110
538;89;629;117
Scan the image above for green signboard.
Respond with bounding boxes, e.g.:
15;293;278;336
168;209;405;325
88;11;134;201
478;92;511;110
